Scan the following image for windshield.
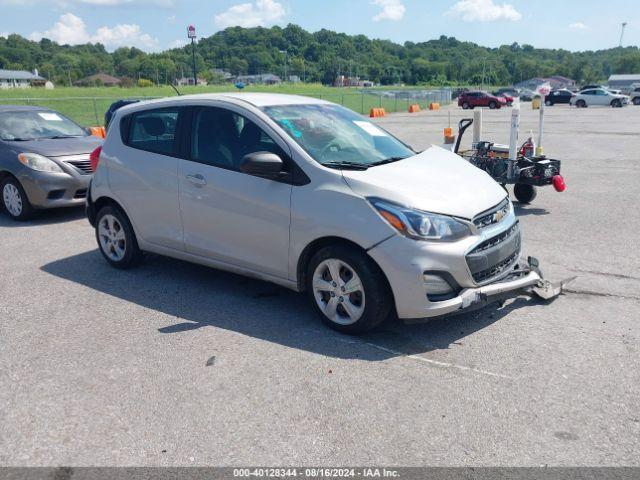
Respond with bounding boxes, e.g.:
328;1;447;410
262;104;414;167
0;110;88;141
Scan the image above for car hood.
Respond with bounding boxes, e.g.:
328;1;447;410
341;146;507;220
9;136;103;157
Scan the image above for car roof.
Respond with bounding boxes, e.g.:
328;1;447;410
123;92;333;110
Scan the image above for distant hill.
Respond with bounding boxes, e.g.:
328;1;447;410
1;24;639;87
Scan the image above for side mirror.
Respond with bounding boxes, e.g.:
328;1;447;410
240;152;287;180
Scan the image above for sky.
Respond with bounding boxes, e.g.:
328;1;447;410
0;0;637;53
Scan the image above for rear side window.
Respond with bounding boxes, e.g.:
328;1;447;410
126;109;180;155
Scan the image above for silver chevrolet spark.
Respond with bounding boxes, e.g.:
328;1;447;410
86;93;543;333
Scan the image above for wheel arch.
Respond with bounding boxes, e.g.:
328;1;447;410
296;236;394;301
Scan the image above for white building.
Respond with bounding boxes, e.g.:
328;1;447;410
0;69;46;89
608;74;640;93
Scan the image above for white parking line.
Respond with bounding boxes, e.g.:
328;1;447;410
336;336;512;379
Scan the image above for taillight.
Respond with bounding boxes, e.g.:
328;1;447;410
89;146;102;172
553;175;566;192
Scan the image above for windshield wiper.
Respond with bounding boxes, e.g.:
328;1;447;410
369;156;409;167
42;135;86;139
322;161;370;171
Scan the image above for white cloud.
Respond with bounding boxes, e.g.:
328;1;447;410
29;13;159;50
214;0;285;28
447;0;521;22
569;22;588;30
372;0;405;21
29;13;91;45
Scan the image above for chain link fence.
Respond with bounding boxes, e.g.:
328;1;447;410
0;89;452;127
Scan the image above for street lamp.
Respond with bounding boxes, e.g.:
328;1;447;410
187;25;197;86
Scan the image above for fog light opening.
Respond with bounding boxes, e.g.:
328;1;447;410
423;274;454;296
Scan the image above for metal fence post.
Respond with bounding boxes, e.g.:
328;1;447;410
379;95;382;108
394;94;398;113
361;94;364;114
92;98;100;126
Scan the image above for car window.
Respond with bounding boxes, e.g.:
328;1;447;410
127;109;180;155
191;107;286;171
582;90;594;95
595;90;606;96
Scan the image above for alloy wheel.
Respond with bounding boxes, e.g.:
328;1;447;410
3;183;23;217
312;258;365;326
98;214;127;262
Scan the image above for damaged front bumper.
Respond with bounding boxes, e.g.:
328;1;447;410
404;258;574;323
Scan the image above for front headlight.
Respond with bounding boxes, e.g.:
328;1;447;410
369;198;471;242
18;153;64;173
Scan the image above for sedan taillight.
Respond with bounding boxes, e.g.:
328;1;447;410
89;146;102;172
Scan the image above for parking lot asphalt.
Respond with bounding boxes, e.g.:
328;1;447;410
1;103;639;466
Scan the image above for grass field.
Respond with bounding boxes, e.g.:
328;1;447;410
0;83;451;126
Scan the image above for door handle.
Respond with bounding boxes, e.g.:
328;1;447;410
186;173;207;186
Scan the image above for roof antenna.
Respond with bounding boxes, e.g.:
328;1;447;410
170;83;182;96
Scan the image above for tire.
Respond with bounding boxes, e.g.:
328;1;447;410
576;100;586;108
1;176;35;221
462;101;470;110
95;205;142;269
514;183;537;204
306;245;393;334
545;100;552;106
611;99;622;108
489;101;497;109
633;97;640;106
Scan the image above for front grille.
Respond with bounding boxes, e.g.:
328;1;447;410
466;222;521;284
473;198;510;229
472;249;520;284
65;159;92;175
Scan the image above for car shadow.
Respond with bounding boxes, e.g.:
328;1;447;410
41;250;539;361
0;206;86;227
514;204;550;217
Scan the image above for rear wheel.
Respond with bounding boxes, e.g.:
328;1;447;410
307;245;393;334
633;97;640;106
489;101;497;109
611;99;622;108
545;99;552;106
514;183;537;204
95;205;142;269
1;176;35;221
576;99;586;108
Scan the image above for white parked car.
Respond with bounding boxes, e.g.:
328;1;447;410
571;88;629;108
630;87;640;106
86;93;547;333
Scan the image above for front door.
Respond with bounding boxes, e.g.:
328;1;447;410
177;106;292;279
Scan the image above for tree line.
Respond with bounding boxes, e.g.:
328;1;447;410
1;24;639;87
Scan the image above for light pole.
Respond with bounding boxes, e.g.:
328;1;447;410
279;50;287;82
188;25;197;85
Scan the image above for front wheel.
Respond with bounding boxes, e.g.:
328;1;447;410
633;97;640;106
514;183;537;204
489;101;497;109
611;99;622;108
576;100;586;108
95;205;142;269
307;245;393;334
1;176;35;221
462;101;470;110
545;100;552;106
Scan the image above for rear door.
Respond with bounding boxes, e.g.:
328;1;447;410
109;107;185;251
177;105;293;279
